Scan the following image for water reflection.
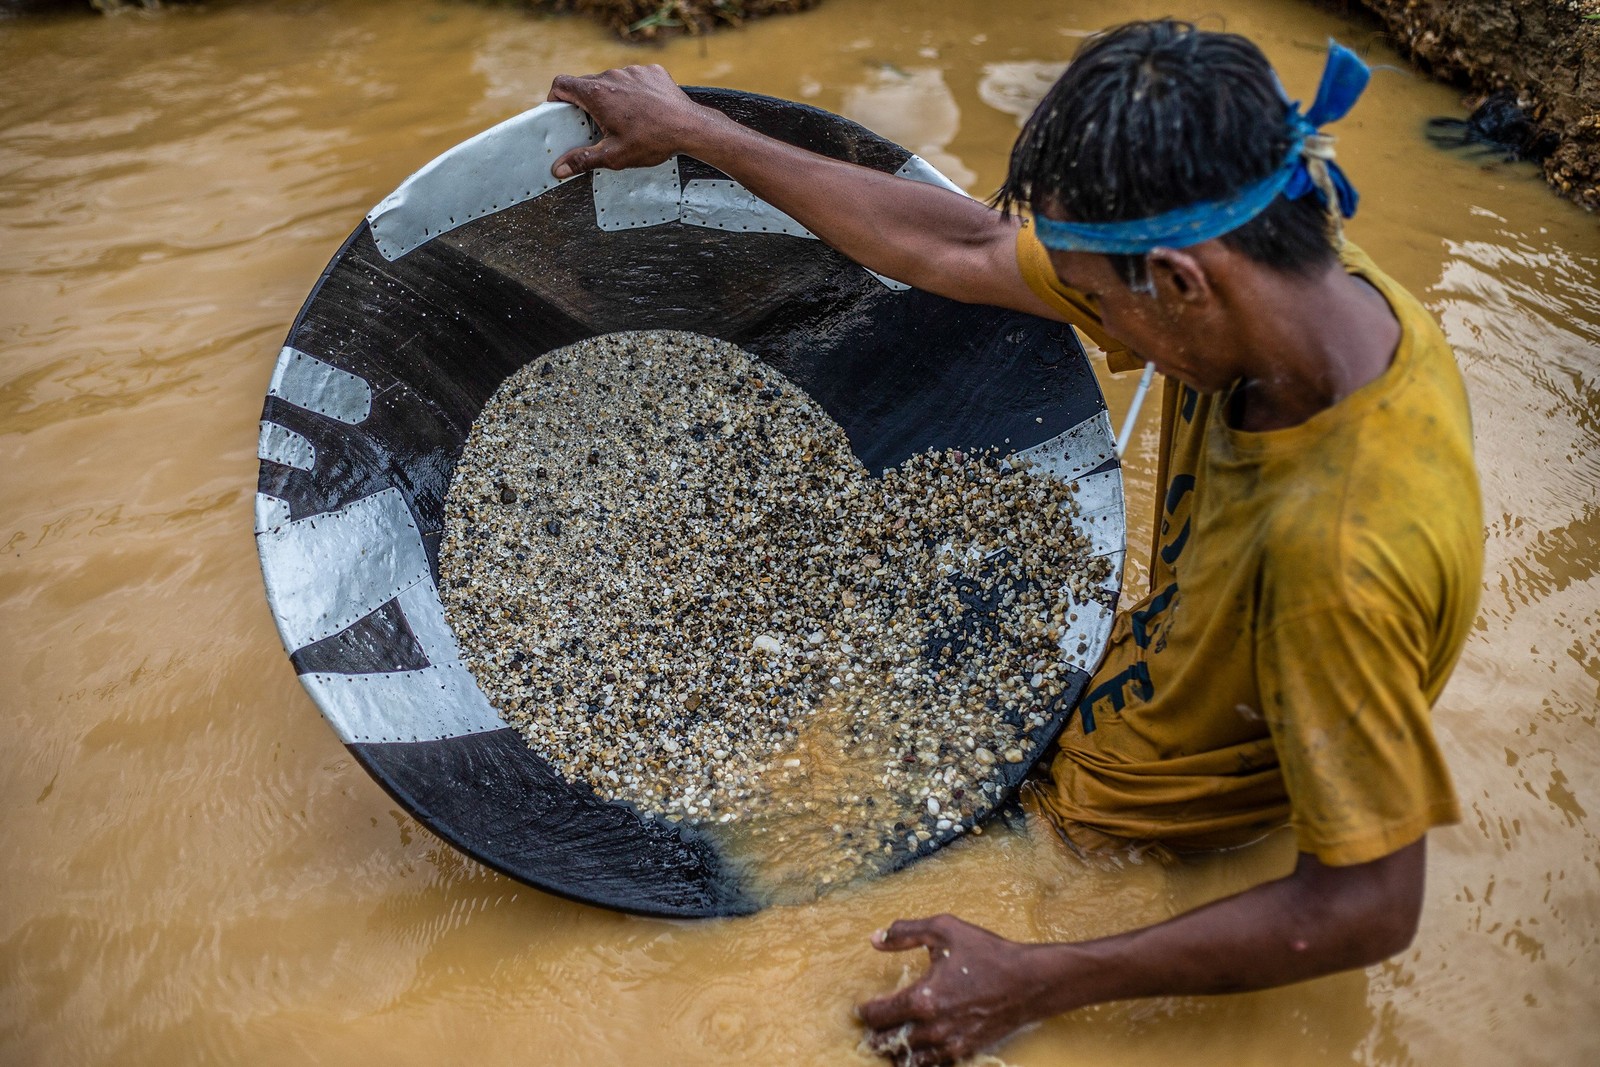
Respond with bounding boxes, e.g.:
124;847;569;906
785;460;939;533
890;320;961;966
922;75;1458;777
976;60;1067;126
841;64;975;190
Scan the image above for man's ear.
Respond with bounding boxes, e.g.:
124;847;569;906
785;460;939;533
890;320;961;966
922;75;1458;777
1146;247;1212;308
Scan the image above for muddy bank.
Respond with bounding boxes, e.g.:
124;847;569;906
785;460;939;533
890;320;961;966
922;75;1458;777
532;1;822;40
1346;0;1600;210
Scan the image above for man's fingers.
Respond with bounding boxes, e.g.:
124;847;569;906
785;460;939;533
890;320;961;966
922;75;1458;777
543;66;697;179
872;916;949;953
902;1032;952;1067
549;145;586;180
862;1019;956;1067
551;142;612;180
545;75;603;179
855;982;932;1031
906;1042;959;1067
545;73;591;105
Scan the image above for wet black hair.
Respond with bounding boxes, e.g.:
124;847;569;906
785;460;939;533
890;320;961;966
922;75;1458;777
996;19;1339;288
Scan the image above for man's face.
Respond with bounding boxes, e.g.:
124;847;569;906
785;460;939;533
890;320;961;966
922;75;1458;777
1046;247;1235;394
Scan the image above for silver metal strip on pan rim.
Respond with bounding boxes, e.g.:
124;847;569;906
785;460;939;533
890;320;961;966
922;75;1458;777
257;421;316;471
1066;466;1127;561
591;157;683;231
892;153;969;196
366;101;599;260
1008;410;1118;484
589;152;965;243
266;346;373;425
256;488;433;650
680;178;817;237
395;580;470;667
255;492;291;535
1062;463;1125;675
256;489;509;743
1058;546;1122;674
298;663;506;745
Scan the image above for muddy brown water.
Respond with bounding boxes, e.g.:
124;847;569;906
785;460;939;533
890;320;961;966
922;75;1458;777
2;0;1597;1063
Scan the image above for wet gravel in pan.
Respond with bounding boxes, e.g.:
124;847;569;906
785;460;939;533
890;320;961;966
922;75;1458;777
439;330;1111;899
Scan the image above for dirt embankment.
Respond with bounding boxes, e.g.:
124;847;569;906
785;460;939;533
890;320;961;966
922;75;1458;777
534;1;821;39
1346;0;1600;210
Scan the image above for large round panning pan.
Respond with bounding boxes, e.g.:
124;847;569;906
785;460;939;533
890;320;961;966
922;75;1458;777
255;89;1126;917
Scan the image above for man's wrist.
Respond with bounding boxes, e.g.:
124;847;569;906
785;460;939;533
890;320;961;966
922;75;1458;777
676;104;748;166
1025;939;1120;1018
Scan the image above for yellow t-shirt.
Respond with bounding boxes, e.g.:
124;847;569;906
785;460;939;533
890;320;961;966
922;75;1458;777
1016;225;1483;866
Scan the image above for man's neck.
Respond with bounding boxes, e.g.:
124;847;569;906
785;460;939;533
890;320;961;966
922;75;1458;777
1223;259;1402;434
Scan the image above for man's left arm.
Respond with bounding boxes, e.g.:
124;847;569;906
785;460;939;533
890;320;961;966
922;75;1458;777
857;837;1425;1065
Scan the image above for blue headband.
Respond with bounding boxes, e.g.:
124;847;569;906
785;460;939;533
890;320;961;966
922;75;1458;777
1033;40;1371;254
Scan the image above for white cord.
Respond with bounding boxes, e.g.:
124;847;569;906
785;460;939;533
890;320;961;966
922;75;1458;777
1115;362;1157;459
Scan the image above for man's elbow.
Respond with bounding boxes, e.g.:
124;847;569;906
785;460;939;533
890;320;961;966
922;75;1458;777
1291;892;1417;971
1360;838;1428;963
1294;839;1428;968
1361;896;1421;963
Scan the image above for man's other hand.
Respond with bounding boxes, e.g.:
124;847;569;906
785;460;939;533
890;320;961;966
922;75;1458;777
856;915;1061;1066
852;840;1428;1065
547;65;711;179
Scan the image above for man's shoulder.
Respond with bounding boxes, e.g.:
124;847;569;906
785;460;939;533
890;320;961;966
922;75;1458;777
1253;408;1481;633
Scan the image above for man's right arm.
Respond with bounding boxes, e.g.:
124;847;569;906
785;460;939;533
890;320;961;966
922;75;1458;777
546;65;1064;321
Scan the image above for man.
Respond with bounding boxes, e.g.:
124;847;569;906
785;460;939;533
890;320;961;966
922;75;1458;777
548;19;1481;1065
